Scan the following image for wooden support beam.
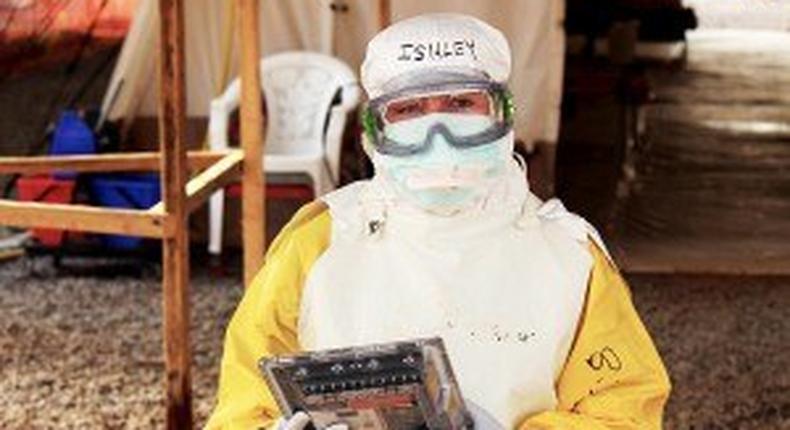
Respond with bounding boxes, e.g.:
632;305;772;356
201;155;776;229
183;150;243;214
149;149;243;214
0;199;169;237
0;150;228;175
157;0;192;428
379;0;391;29
238;0;266;287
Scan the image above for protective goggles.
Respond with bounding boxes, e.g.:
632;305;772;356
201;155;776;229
363;81;514;157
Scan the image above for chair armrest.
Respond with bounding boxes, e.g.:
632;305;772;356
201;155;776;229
323;83;360;182
208;99;233;150
337;82;361;112
208;80;242;151
324;105;351;183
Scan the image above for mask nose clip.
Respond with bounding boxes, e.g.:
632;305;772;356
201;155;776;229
426;122;455;143
419;122;456;155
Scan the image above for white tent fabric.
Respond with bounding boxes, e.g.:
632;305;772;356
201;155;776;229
101;0;565;146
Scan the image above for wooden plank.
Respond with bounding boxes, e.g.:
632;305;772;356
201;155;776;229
0;150;228;175
0;199;169;237
183;150;242;214
157;0;192;428
148;149;243;214
238;0;266;287
0;248;24;262
379;0;391;29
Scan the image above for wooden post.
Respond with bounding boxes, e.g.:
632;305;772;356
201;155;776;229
237;0;266;287
157;0;192;428
379;0;391;29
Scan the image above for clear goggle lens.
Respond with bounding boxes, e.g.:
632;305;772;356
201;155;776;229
371;85;512;156
381;89;495;124
367;82;513;157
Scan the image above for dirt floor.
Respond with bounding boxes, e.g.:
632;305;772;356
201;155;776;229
611;30;790;274
0;255;788;429
557;29;790;275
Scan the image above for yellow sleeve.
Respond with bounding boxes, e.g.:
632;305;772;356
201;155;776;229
204;202;332;430
521;243;671;430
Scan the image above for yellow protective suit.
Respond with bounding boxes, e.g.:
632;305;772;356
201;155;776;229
205;201;670;430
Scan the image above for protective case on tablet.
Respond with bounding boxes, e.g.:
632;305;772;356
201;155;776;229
259;337;474;430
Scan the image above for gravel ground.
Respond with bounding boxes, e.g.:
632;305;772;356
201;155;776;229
0;256;788;429
632;275;790;430
614;30;790;274
0;257;240;429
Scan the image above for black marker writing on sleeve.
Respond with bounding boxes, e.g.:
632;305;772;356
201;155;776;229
586;346;622;371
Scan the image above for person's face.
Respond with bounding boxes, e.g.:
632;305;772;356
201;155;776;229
368;86;514;214
382;90;493;124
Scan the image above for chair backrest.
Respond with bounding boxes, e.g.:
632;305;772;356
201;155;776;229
209;51;358;159
261;52;356;156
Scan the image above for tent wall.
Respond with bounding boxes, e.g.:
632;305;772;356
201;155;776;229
101;0;332;125
102;0;565;147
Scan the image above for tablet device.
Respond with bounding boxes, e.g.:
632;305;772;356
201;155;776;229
260;337;473;430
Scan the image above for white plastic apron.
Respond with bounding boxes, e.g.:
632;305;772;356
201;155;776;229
300;163;594;427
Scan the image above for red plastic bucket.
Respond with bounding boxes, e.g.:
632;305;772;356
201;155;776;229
16;175;76;247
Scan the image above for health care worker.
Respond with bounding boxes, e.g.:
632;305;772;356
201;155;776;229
206;13;670;430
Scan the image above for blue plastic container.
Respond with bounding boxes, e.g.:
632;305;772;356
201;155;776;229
90;174;161;250
51;110;96;179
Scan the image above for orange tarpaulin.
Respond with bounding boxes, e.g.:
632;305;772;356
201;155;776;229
0;0;138;73
0;0;137;40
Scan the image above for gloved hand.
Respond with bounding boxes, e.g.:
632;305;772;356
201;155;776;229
273;411;348;430
466;400;505;430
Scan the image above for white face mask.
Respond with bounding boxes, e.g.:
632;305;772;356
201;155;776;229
372;113;514;215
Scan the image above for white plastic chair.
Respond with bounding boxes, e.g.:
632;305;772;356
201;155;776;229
207;51;360;256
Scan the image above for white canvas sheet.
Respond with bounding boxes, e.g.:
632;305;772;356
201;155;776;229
102;0;565;145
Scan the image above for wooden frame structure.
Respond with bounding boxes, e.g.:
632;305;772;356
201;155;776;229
0;0;266;427
0;0;391;427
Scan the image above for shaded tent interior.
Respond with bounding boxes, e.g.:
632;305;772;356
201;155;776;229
558;2;790;274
